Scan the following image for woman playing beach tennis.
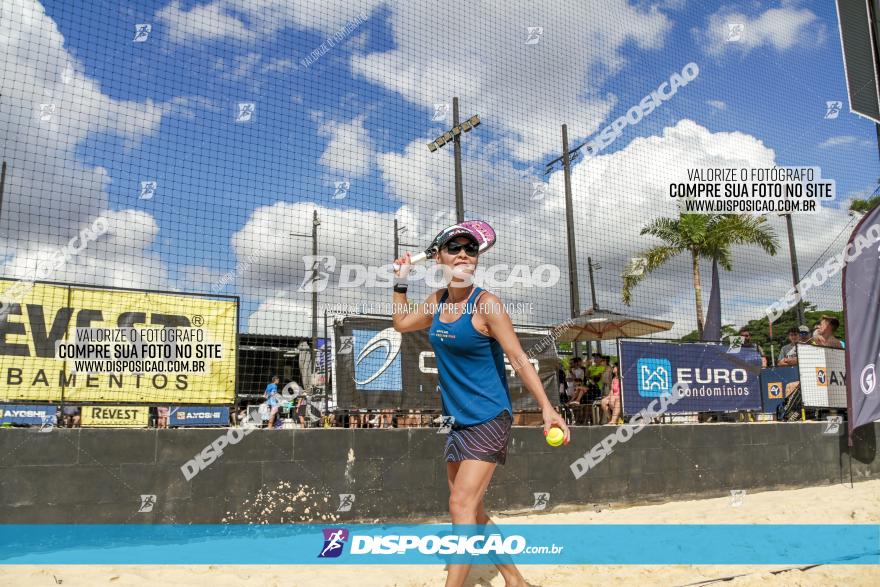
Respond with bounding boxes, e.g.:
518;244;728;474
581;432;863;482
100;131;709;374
392;221;570;587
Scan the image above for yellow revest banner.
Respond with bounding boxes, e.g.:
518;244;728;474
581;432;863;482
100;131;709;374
0;280;237;403
80;405;150;427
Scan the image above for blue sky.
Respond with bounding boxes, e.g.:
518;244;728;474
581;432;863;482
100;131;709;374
4;0;877;335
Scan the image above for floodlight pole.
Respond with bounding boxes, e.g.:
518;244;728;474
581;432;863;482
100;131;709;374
427;98;481;224
453;98;465;223
544;125;583;358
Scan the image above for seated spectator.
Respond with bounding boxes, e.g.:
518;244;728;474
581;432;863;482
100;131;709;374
61;405;80;428
350;409;367;428
157;407;169;429
568;357;585;383
364;410;384;428
557;359;571;403
810;316;843;349
567;357;587;402
777;327;801;366
600;364;622;424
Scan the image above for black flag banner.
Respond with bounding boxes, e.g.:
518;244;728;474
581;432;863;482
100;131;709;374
843;204;880;444
701;258;722;342
331;315;559;412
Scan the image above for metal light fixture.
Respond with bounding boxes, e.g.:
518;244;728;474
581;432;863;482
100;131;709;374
427;114;481;152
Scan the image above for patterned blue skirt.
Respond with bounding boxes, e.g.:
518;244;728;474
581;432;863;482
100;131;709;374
444;410;512;465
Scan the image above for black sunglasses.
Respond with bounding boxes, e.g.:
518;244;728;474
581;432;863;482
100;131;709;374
444;241;479;256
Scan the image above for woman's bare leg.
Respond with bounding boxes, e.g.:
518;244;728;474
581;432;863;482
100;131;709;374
611;396;621;424
446;461;527;587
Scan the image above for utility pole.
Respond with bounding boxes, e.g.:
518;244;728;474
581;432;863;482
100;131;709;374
291;210;321;383
587;257;600;311
323;310;329;417
588;257;601;355
545;124;584;358
311;210;318;370
783;213;805;326
0;161;7;228
427;98;481;223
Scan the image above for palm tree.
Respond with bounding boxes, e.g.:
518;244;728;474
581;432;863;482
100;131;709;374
621;214;778;337
848;178;880;215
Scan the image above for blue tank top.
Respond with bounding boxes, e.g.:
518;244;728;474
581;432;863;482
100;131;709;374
428;286;512;426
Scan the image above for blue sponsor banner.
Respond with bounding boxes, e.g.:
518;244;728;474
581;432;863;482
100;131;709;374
315;338;330;371
759;366;800;415
0;524;877;565
352;328;402;391
619;340;763;414
169;406;229;427
0;404;57;426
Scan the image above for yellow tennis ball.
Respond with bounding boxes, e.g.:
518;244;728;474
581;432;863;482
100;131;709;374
546;427;564;447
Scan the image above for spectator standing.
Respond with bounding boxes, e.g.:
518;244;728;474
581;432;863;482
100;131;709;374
738;328;767;367
599;356;613;396
811;316;843;349
265;375;282;429
777;327;800;366
587;353;606;402
797;324;811;344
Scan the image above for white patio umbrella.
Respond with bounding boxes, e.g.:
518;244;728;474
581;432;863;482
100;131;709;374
553;307;674;343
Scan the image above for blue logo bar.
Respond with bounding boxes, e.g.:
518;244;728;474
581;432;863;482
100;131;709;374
637;358;672;397
0;525;877;565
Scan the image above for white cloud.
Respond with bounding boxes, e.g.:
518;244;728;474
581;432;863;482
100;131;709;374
818;135;873;149
706;99;727;110
155;0;381;45
1;210;170;292
155;0;256;45
214;52;263;80
315;114;374;178
351;0;672;162
212;54;299;81
248;296;315;337
696;5;822;56
261;58;297;75
0;0;180;291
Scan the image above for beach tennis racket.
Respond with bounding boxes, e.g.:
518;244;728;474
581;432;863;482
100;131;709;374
393;220;496;270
